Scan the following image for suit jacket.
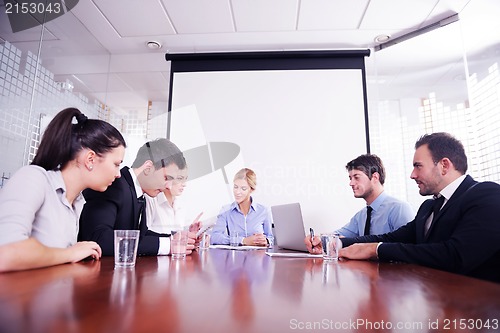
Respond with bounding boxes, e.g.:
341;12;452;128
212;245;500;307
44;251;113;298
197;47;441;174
342;175;500;282
78;167;162;256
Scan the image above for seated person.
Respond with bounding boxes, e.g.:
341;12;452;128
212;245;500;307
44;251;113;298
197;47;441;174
211;168;273;247
306;133;500;283
304;154;413;247
145;165;203;235
0;107;126;272
78;138;198;256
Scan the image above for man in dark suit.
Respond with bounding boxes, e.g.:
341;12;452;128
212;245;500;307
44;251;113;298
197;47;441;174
78;138;198;256
306;132;500;282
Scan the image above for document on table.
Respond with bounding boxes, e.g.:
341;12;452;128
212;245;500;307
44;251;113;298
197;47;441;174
265;252;323;258
210;244;268;251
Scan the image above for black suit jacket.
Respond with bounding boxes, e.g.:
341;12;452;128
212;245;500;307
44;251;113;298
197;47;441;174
78;167;162;256
342;175;500;282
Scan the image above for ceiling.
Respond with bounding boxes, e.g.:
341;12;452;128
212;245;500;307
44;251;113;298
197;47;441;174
1;0;499;115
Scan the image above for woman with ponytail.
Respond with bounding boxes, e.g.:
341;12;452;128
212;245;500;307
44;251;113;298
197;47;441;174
0;107;126;272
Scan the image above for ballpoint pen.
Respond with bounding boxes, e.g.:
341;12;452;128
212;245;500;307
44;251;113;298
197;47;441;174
309;227;315;250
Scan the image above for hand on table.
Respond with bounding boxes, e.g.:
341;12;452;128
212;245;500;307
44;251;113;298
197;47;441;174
68;241;102;262
338;243;379;260
242;233;268;247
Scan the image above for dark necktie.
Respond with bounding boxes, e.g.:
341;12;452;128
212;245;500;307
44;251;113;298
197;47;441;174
364;206;373;236
426;195;445;235
137;195;146;231
431;195;445;223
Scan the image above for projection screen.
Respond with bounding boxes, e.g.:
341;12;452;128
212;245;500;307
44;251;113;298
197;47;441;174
165;50;370;233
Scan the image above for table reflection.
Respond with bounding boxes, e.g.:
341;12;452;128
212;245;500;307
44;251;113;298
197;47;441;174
1;250;499;333
0;260;101;333
210;250;271;328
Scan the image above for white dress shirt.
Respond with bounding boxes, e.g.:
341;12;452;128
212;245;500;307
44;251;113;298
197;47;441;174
128;169;170;255
145;192;187;234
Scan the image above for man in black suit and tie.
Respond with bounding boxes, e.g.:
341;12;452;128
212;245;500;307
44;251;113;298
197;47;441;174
307;132;500;282
78;138;198;256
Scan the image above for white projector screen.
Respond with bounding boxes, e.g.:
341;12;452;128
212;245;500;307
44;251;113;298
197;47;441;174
166;51;370;234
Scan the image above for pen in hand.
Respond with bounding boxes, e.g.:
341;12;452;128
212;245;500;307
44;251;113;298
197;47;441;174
309;227;315;251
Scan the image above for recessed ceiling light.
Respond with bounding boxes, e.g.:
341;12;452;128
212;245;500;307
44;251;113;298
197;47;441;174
146;41;162;50
374;34;391;43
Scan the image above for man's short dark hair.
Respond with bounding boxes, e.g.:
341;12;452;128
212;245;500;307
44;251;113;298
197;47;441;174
131;138;186;170
345;154;386;185
415;132;468;174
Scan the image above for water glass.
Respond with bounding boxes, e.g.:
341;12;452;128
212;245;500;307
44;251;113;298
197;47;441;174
321;233;341;261
171;230;188;259
230;232;240;247
114;230;140;267
199;231;211;250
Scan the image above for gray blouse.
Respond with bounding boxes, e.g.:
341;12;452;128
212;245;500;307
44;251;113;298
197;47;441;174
0;165;84;248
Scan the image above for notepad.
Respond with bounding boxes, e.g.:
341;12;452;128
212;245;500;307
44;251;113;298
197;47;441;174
265;252;323;258
210;244;268;251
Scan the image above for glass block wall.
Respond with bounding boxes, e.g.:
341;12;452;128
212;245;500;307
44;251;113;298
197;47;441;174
0;42;162;187
371;69;500;210
367;2;500;210
0;42;99;185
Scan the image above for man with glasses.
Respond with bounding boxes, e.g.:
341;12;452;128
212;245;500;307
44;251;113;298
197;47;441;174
78;138;198;256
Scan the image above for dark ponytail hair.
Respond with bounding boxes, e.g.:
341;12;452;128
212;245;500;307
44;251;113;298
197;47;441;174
31;107;126;171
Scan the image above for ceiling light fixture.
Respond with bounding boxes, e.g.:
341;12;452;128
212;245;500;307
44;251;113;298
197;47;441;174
374;34;391;44
374;13;459;51
146;41;162;50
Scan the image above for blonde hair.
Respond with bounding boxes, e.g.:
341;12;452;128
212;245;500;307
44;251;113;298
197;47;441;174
234;168;257;190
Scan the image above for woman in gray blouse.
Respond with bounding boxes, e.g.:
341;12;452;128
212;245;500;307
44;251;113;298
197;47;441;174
0;107;126;272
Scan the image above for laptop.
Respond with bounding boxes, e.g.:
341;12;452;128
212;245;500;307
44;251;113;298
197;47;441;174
271;202;309;252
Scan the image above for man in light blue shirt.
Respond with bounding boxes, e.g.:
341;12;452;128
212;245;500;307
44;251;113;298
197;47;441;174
334;154;413;237
337;191;413;237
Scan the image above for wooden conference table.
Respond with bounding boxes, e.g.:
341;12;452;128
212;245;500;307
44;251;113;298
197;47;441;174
0;248;499;333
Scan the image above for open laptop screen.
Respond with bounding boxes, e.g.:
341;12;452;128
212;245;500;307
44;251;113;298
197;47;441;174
271;202;309;252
